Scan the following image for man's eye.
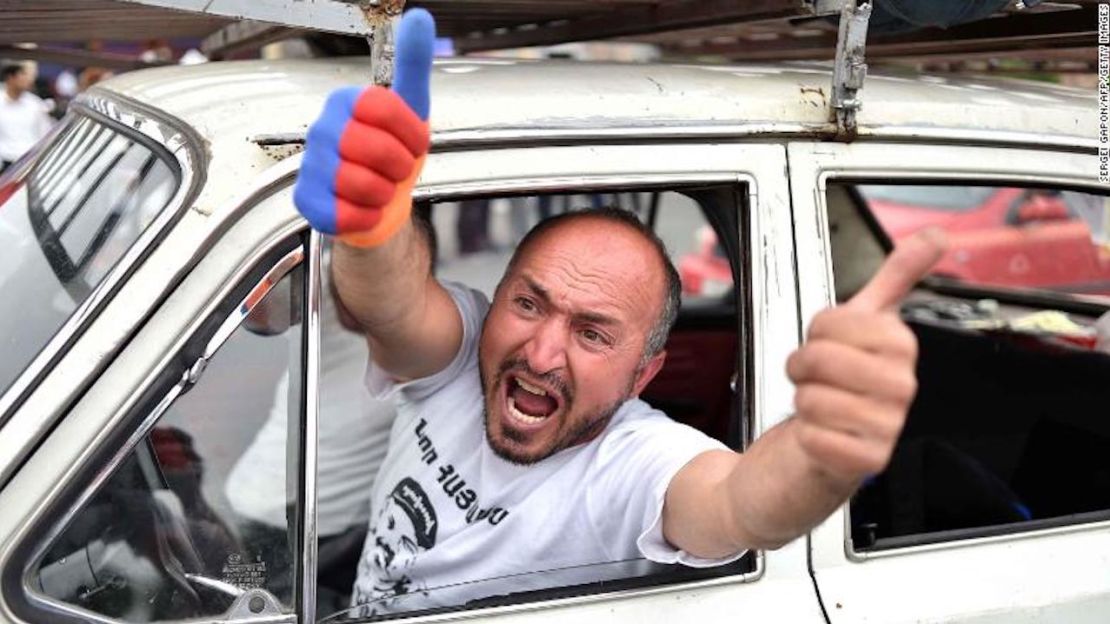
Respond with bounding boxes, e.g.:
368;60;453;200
580;329;606;345
515;297;536;312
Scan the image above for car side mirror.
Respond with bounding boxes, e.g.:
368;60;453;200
1015;195;1070;225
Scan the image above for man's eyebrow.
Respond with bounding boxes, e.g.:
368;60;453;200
575;311;619;327
521;276;619;327
522;276;551;304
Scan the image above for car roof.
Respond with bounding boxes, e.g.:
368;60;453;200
94;56;1094;153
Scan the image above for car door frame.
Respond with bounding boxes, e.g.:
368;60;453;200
789;139;1110;624
0;174;312;624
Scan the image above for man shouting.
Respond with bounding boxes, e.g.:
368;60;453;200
294;9;946;615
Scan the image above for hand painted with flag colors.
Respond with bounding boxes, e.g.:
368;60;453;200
294;9;435;247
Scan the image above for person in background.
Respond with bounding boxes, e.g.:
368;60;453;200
0;61;54;173
78;67;115;93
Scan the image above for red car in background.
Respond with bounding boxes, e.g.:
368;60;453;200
680;185;1110;297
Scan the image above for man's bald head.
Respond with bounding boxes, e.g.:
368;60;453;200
503;207;681;363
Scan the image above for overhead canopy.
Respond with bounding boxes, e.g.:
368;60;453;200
0;0;233;45
0;0;1098;64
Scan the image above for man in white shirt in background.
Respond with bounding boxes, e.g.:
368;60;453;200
1;61;53;172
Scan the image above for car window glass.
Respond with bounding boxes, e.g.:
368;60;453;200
653;191;735;304
827;182;1110;551
857;184;1110;300
28;257;304;622
0;114;180;402
321;188;750;621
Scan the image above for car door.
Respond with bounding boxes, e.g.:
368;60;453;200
790;140;1110;623
0;140;824;624
0;178;315;624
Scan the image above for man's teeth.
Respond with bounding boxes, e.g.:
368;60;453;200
508;398;548;425
515;378;548;396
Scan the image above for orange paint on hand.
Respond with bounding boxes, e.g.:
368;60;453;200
339;154;425;249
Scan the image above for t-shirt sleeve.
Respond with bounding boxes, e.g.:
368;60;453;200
586;407;745;568
364;281;490;402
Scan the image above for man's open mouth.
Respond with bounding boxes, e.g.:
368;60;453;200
505;374;562;429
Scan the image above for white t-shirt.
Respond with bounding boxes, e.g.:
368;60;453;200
0;91;52;162
351;282;737;616
227;278;395;537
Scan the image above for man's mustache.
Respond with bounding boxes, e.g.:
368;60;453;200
498;357;573;405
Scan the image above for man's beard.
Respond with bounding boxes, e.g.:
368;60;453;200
479;355;635;466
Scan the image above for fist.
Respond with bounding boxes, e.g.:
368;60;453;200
294;9;435;241
787;229;947;483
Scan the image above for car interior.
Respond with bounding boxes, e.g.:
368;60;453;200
826;182;1110;551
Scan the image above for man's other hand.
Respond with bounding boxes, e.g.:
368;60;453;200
293;9;434;242
786;228;947;486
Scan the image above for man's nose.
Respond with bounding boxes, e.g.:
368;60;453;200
523;318;568;374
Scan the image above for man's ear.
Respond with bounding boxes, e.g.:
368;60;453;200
631;350;667;397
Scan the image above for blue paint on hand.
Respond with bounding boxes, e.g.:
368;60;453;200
393;8;436;121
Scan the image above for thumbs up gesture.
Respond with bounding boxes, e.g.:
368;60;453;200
294;9;436;247
786;229;948;484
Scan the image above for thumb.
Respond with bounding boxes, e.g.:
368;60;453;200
393;8;436;121
848;227;948;312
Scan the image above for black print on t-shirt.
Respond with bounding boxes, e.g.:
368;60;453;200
357;477;437;615
415;418;510;526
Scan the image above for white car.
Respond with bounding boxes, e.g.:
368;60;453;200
0;56;1106;624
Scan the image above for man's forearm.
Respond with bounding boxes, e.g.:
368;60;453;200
663;419;858;558
332;220;461;380
332;219;430;335
722;419;858;550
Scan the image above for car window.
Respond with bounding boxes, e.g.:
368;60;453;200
430;190;736;303
857;185;996;213
857;184;1110;299
26;248;304;622
826;181;1110;551
0;114;180;403
319;187;750;621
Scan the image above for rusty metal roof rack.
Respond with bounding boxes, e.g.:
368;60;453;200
0;0;1097;137
3;1;1097;66
2;0;1096;60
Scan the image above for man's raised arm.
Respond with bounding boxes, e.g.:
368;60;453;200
662;229;948;556
293;10;462;381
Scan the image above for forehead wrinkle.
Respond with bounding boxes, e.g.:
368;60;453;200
522;245;657;325
522;275;619;326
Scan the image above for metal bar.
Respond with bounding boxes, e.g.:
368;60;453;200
200;21;296;59
658;5;1096;61
366;1;406;87
830;0;870;139
109;0;372;36
454;0;817;52
298;232;322;624
0;0;230;45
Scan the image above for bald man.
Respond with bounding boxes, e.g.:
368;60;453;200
294;9;945;616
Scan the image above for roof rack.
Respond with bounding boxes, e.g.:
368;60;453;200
0;0;1094;138
4;0;1095;57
